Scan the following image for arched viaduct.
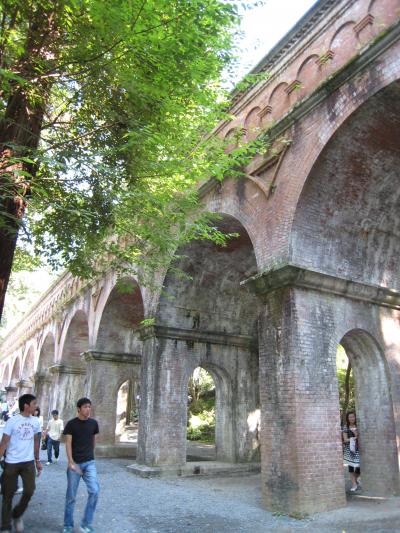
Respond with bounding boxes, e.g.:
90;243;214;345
1;0;400;516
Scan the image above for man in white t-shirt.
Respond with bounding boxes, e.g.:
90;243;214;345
45;410;64;465
0;394;42;533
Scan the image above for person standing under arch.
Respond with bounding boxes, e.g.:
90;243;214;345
342;411;360;492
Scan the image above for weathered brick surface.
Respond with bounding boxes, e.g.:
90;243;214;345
1;0;400;516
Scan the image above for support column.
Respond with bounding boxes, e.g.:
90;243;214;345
246;266;348;515
49;364;86;423
33;373;53;424
257;287;345;514
83;351;141;447
137;327;187;466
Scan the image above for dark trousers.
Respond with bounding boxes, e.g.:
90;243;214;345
1;461;35;531
47;438;60;462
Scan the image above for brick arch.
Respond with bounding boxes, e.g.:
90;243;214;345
296;54;320;96
94;277;144;354
156;213;260;336
340;329;399;495
60;309;89;368
268;82;288;120
0;364;10;388
37;331;56;374
369;0;399;28
329;21;358;70
244;106;261;140
10;357;21;387
290;79;400;289
22;346;35;381
224;126;242;152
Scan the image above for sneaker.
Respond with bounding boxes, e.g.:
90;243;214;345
80;526;95;533
63;528;73;533
15;486;23;494
55;457;59;463
13;517;24;532
349;485;358;492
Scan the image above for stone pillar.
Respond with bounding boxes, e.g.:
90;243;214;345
137;327;187;466
49;364;87;423
33;373;53;425
248;266;346;515
83;351;141;447
5;385;17;402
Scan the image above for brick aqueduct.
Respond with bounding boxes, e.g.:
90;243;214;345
1;0;400;515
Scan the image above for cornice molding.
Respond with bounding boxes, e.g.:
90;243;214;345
48;364;86;375
83;350;141;365
243;264;400;309
139;324;255;349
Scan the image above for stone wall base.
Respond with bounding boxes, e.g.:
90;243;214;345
127;461;260;478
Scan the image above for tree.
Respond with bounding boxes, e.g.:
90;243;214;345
0;0;261;322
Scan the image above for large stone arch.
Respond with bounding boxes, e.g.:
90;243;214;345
36;332;56;423
291;79;400;286
54;310;89;421
95;277;144;354
37;332;56;374
138;213;260;467
10;357;21;388
84;277;144;452
21;346;35;394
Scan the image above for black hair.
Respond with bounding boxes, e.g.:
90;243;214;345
346;411;357;426
77;397;91;409
51;409;59;416
18;394;36;413
34;407;41;416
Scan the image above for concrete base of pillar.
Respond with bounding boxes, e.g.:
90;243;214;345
95;444;136;458
126;461;260;478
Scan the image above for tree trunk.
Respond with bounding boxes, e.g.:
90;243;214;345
0;90;45;323
0;6;60;323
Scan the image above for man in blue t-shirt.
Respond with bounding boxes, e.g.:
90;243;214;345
0;393;42;533
63;397;99;533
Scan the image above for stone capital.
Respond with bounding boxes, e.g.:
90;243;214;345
82;350;141;365
33;372;52;385
243;264;400;310
16;379;33;389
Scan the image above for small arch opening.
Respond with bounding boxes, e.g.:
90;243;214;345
337;330;399;497
115;379;140;444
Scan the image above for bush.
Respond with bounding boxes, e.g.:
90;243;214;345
187;406;215;442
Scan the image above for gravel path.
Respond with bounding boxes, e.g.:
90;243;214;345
5;445;400;533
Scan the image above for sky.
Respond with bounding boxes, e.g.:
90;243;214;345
0;0;320;335
234;0;319;83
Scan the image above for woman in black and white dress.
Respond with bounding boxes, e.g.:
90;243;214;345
342;411;360;492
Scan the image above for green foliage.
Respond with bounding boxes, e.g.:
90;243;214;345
187;407;215;442
187;367;215;442
0;0;265;285
336;346;355;417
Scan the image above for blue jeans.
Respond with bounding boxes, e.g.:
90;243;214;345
47;438;60;463
64;460;99;528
